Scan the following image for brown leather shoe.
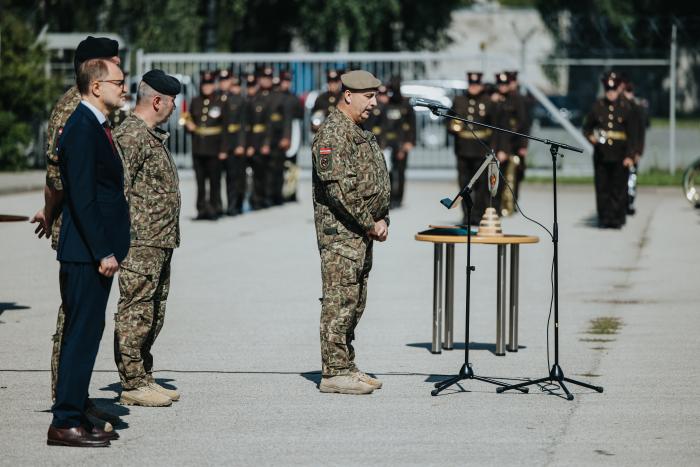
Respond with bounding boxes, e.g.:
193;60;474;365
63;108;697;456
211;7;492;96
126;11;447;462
87;424;119;441
47;425;110;447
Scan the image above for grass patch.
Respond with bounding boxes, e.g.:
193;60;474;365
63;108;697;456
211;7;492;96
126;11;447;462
588;317;623;335
579;337;615;343
650;117;700;129
526;169;684;186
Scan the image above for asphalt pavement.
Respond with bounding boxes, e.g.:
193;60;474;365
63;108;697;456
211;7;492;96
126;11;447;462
0;173;698;465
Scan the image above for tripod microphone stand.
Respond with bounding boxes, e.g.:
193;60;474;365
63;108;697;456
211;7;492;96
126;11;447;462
414;98;604;400
432;153;526;396
496;143;604;400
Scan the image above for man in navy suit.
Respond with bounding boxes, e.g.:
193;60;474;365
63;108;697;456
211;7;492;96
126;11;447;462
48;58;130;447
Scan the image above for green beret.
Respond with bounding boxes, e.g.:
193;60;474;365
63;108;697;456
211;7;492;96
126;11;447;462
142;69;181;96
340;70;381;91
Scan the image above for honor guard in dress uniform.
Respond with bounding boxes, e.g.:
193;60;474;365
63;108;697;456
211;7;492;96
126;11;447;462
493;71;528;216
245;67;274;209
379;76;416;208
267;70;294;206
312;70;390;395
220;69;248;215
583;71;637;229
31;36;123;432
363;84;387;142
311;69;343;133
447;72;498;225
278;70;304;202
506;70;532;201
620;75;647;215
113;70;183;407
183;70;227;220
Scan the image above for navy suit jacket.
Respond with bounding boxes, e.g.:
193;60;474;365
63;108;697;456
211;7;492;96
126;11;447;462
57;103;130;264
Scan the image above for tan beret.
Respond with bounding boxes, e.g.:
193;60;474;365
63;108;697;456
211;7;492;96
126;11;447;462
340;70;381;91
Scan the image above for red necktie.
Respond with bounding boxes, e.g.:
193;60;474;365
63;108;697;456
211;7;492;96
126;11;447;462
103;122;116;154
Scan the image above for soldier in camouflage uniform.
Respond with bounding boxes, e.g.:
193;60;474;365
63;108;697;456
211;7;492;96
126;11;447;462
113;70;182;407
312;70;390;395
30;36;123;429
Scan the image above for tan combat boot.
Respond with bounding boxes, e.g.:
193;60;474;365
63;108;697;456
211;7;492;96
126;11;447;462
354;371;383;390
319;374;374;395
148;382;180;401
120;386;172;407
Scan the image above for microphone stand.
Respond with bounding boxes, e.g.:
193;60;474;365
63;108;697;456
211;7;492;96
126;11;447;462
432;151;526;396
425;103;603;400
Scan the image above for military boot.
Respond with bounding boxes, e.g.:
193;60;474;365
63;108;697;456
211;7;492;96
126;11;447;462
354;371;383;390
319;374;374;395
148;382;180;401
120;387;172;407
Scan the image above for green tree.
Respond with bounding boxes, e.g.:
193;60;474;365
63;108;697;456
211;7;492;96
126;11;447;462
0;11;59;170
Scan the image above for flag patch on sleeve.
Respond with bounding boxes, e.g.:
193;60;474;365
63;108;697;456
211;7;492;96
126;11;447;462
319;147;332;170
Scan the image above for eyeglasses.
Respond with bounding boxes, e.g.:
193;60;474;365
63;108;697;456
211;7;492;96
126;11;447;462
98;79;126;88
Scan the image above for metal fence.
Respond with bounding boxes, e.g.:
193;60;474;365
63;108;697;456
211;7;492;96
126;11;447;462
33;51;686;175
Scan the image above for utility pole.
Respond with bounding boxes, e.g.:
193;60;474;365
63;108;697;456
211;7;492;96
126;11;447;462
670;23;677;175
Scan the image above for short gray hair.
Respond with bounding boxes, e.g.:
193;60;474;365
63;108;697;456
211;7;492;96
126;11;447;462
136;81;162;104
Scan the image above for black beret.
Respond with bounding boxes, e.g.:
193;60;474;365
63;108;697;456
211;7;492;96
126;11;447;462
505;70;519;81
74;36;119;73
327;69;341;81
142;69;181;96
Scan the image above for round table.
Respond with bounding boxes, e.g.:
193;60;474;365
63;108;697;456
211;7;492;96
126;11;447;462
415;231;539;355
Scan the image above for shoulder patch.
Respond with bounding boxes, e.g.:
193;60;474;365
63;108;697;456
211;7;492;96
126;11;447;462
318;147;332;171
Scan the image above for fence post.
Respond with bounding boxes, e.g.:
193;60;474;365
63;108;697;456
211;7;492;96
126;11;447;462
669;24;677;175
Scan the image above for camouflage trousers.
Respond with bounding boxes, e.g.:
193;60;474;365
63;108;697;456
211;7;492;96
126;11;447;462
114;246;173;390
319;238;373;376
50;304;65;400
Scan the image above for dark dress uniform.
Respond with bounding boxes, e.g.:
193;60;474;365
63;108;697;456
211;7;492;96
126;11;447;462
279;79;304;202
583;75;637;228
380;94;416;207
185;86;227;219
245;87;274;209
493;72;528;216
267;89;293;205
311;91;341;133
221;90;247;215
448;79;497;225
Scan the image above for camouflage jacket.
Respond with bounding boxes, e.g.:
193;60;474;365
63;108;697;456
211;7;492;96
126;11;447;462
312;108;390;251
45;86;82;249
114;113;181;249
46;86;82;192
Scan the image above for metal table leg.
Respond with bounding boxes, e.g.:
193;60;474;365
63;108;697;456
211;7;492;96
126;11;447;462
507;244;520;352
431;243;443;354
496;244;506;356
443;244;455;350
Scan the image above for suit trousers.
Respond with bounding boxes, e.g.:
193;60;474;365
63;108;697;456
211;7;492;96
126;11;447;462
52;262;112;428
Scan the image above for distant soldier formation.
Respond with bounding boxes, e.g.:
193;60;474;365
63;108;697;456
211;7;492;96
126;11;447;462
182;66;304;219
447;70;533;226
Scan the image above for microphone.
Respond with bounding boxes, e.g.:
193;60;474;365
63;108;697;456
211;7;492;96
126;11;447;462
408;97;450;111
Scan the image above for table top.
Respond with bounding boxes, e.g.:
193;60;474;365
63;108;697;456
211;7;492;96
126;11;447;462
0;214;29;222
415;232;539;245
